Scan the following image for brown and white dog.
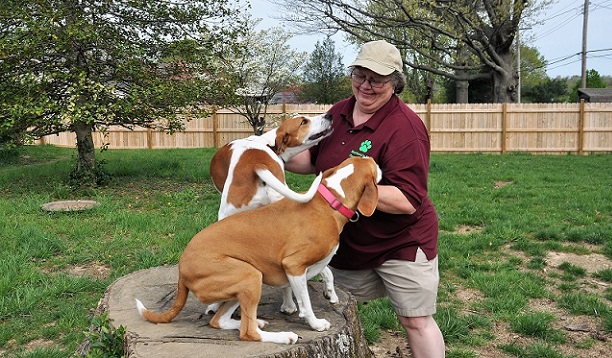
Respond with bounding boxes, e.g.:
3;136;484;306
136;157;382;344
207;113;337;314
210;113;333;220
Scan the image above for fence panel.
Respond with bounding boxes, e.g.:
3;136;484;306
36;102;612;154
585;103;612;152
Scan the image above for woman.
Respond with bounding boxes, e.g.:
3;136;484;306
286;40;445;357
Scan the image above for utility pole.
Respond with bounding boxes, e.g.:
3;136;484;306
516;28;521;103
581;0;589;88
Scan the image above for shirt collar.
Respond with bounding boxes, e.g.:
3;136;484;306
340;95;399;131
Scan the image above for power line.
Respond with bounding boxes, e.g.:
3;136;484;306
527;0;612;75
531;7;581;41
526;48;612;72
530;0;610;43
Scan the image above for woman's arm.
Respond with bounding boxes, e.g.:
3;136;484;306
284;150;317;174
376;185;416;214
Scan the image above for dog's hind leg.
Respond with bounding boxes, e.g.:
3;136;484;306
204;302;221;315
210;299;268;330
209;300;240;330
238;286;298;344
226;266;297;344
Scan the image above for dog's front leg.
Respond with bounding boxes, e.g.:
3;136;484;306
280;286;297;314
287;274;331;331
319;267;339;304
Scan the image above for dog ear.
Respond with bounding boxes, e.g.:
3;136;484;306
273;132;288;155
357;178;378;217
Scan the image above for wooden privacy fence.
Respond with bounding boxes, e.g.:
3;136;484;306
37;102;612;154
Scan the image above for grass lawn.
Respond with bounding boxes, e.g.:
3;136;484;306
1;145;611;357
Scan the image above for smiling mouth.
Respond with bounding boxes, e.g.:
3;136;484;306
308;127;333;141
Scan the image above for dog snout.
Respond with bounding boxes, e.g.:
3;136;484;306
323;113;332;121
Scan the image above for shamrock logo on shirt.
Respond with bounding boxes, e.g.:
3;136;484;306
359;140;372;153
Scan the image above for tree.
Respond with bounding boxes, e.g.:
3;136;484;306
221;20;306;135
299;37;352;104
518;46;548;89
0;0;246;185
522;78;569;103
274;0;553;103
570;69;607;101
516;45;569;103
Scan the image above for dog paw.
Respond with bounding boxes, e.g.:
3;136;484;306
204;302;221;315
309;318;331;331
218;318;241;330
256;319;268;328
258;329;299;344
285;332;300;344
268;332;299;344
280;303;297;315
324;290;339;304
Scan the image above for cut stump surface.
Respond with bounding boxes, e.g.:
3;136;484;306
91;265;372;358
41;200;100;212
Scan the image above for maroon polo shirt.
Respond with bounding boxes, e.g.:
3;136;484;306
311;95;438;269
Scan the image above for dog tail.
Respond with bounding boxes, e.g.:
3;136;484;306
135;278;188;323
256;169;322;203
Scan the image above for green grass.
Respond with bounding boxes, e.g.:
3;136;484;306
509;311;566;343
358;299;403;343
1;145;611;357
498;342;574;358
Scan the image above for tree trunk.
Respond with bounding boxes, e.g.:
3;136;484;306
492;50;518;103
455;77;469;104
78;265;373;358
73;121;96;185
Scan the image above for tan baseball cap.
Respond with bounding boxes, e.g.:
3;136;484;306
349;40;403;76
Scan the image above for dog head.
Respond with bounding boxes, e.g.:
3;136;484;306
273;113;333;161
322;157;382;217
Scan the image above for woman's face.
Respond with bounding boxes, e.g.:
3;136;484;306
351;67;394;114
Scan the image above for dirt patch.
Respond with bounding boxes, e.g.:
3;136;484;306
64;263;111;280
39;263;111;280
545;252;611;274
24;338;55;351
494;180;513;189
544;251;610;297
370;330;410;358
2;338;56;354
443;225;484;235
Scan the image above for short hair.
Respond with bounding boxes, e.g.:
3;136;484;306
389;70;406;95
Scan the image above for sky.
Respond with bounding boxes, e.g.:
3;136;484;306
528;0;612;78
247;0;612;78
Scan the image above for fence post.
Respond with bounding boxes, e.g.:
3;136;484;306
501;103;508;154
147;128;153;149
212;107;219;148
578;99;585;155
426;98;432;134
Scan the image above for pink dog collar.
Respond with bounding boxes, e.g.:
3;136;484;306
317;184;359;222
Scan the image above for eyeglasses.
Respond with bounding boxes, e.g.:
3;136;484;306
351;73;391;89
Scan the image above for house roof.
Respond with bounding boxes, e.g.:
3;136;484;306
577;88;612;102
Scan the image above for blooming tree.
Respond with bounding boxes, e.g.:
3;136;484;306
222;20;307;134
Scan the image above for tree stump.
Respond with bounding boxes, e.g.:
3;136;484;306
85;265;373;358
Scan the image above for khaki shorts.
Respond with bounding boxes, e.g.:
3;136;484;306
330;248;439;317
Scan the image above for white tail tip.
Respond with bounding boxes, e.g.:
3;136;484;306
135;298;146;316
